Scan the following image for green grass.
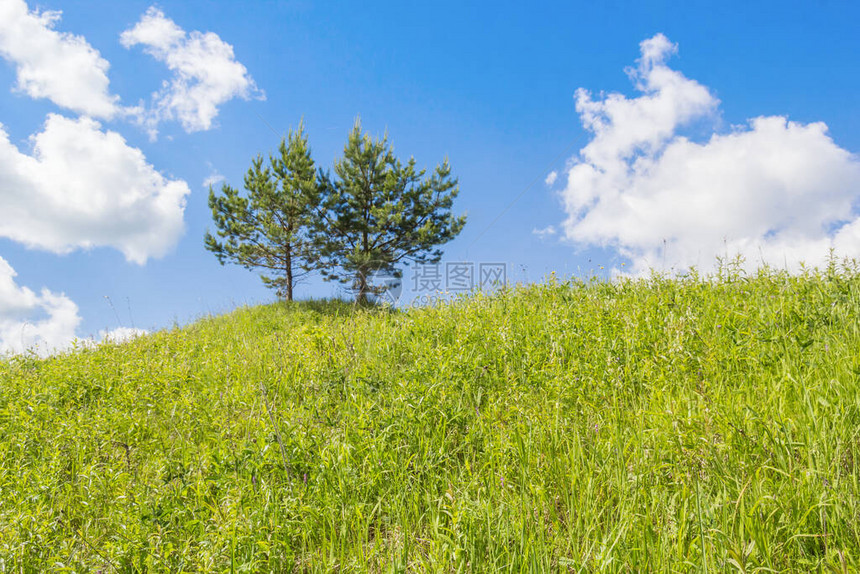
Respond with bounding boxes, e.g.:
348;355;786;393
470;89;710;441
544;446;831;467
2;262;860;572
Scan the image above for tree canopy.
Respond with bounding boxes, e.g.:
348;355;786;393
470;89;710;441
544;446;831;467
205;119;466;303
204;123;320;301
314;120;467;303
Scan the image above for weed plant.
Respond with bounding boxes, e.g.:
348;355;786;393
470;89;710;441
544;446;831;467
1;263;860;571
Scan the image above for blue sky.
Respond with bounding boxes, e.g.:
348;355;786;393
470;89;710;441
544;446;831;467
1;0;859;354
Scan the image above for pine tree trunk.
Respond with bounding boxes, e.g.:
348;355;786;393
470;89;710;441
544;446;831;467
285;245;293;301
356;269;368;304
359;216;369;304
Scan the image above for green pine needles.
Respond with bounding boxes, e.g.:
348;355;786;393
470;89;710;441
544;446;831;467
205;123;321;301
205;119;466;302
315;120;466;303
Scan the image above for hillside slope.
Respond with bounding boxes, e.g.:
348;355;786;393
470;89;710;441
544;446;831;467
2;267;860;572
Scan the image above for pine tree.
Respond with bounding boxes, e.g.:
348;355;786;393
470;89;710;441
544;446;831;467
204;123;320;301
314;119;467;303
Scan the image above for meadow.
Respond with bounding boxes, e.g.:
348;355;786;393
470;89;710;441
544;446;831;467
1;262;859;572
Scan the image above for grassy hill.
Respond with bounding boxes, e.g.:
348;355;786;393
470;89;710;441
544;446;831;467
2;265;860;572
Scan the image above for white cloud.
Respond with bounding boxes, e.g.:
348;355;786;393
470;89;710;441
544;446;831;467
121;7;263;136
561;34;860;274
0;256;81;357
0;114;190;264
545;171;558;186
0;0;122;119
533;225;557;239
203;170;225;189
0;256;151;357
100;326;148;344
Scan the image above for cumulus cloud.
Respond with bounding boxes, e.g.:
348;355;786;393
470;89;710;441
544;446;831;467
560;33;860;274
0;256;81;357
545;171;558;186
0;114;190;264
0;0;123;119
0;256;150;356
121;7;263;136
100;326;148;344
